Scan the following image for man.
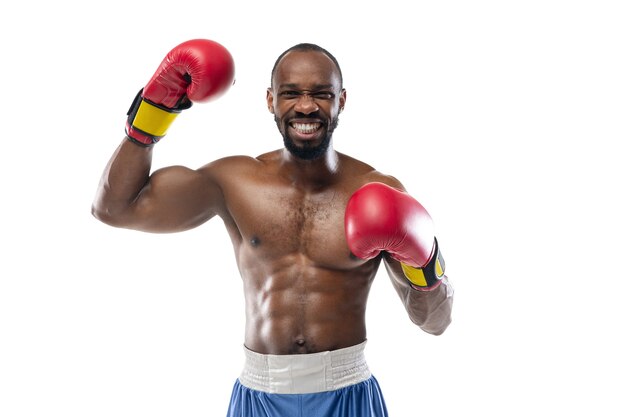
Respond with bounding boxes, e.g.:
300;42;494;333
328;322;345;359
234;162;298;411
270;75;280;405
92;39;453;417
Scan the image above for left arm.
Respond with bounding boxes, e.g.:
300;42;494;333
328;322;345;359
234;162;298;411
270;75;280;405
345;182;453;335
383;251;453;335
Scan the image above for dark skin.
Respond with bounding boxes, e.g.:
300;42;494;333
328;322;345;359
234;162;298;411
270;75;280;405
92;50;452;355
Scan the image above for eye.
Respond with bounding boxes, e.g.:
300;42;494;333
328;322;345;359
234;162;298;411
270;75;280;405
280;91;300;98
313;92;334;99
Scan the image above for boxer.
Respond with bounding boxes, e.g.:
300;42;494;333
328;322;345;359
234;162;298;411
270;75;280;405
92;39;453;416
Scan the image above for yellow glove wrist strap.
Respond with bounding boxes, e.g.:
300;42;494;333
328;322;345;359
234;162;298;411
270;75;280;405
400;238;445;289
132;99;179;138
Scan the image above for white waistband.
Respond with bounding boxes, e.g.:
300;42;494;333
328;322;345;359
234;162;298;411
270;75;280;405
238;341;371;394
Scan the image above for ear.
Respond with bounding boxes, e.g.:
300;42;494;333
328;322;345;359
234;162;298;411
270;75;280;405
339;88;347;113
266;88;275;114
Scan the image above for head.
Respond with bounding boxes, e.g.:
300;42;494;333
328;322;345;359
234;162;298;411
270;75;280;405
267;43;346;161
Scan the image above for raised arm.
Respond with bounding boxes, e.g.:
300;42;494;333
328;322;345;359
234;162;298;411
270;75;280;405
91;39;235;233
345;182;453;335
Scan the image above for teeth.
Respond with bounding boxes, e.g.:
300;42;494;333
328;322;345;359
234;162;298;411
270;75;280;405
292;123;320;134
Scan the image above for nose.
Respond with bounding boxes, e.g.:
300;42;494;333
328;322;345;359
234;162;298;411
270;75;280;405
294;93;319;114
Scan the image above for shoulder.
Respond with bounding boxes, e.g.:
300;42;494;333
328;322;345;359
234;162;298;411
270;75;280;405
338;152;406;191
195;150;282;186
197;152;272;175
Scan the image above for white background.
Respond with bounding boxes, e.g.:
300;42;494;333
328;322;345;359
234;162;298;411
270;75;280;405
1;1;625;416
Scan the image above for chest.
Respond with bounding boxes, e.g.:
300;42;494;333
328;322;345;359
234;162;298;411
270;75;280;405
224;182;354;266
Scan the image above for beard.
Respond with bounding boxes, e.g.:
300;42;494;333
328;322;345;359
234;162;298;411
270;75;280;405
276;115;339;161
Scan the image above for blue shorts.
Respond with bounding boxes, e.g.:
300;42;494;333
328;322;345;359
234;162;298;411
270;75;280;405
226;375;388;417
226;342;388;416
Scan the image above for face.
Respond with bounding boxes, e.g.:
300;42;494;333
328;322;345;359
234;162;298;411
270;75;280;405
267;50;346;160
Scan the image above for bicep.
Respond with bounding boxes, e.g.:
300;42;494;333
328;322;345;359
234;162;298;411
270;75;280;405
129;165;223;233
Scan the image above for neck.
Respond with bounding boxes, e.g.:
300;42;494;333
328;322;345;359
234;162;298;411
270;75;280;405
280;145;340;189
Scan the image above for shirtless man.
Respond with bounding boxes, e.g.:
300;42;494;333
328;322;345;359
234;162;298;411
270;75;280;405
92;39;453;417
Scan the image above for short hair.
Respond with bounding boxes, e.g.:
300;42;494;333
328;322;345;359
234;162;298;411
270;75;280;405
270;43;343;89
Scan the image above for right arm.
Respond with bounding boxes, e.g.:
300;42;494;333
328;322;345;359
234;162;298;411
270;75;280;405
91;39;235;233
91;139;223;233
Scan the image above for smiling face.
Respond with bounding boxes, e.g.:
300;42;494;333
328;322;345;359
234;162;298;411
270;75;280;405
267;50;346;160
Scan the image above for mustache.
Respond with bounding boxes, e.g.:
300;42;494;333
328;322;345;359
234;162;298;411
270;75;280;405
286;113;324;123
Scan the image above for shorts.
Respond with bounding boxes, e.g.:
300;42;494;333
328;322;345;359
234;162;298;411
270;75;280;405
226;341;389;417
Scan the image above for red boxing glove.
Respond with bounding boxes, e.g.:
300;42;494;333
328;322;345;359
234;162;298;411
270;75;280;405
345;182;445;290
126;39;235;146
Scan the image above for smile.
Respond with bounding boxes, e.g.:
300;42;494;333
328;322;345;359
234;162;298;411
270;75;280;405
291;122;321;134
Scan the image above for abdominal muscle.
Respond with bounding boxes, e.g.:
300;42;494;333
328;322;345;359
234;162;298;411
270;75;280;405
241;254;378;355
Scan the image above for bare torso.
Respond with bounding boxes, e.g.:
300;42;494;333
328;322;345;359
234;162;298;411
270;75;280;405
92;49;452;359
206;150;390;354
